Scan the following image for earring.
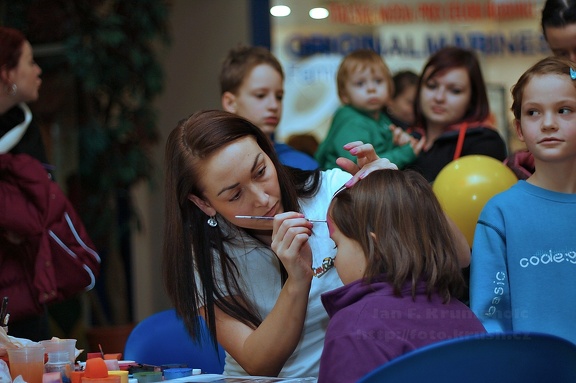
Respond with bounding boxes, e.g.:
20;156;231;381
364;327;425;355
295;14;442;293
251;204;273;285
7;84;17;96
207;216;218;227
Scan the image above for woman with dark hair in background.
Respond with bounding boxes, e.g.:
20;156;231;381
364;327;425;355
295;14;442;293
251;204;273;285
0;26;53;341
0;26;100;342
541;0;576;61
407;46;507;183
0;26;46;164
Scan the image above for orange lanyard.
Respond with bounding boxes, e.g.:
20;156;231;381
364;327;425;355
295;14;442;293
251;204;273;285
453;122;468;160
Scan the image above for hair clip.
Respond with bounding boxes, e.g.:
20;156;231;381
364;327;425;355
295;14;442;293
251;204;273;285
570;67;576;80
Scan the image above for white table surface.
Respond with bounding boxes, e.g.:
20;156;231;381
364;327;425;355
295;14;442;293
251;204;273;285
164;374;317;382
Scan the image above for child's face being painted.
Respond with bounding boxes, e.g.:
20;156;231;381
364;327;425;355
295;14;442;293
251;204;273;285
341;66;390;116
224;64;284;137
515;73;576;164
327;214;367;285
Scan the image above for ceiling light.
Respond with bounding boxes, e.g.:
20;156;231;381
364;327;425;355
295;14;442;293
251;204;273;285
270;5;291;17
309;7;329;19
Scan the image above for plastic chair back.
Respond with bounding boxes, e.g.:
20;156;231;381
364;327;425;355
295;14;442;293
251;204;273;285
358;332;576;383
123;309;225;374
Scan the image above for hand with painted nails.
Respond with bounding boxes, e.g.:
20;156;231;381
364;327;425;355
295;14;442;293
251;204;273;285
335;141;398;188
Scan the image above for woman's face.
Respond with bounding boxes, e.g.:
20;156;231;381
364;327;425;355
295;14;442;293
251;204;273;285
189;136;282;231
6;41;42;103
544;23;576;62
419;66;471;131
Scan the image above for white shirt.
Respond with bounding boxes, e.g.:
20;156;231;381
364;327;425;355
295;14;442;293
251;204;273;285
219;168;351;378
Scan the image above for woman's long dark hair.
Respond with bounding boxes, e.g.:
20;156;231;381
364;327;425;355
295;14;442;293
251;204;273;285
0;27;25;73
541;0;576;36
163;110;320;348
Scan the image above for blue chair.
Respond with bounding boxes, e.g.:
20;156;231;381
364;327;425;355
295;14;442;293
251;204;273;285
358;332;576;383
123;309;225;374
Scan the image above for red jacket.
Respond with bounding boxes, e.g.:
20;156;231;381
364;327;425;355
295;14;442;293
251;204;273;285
0;153;100;321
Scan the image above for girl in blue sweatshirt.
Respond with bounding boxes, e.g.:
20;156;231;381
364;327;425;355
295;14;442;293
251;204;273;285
470;56;576;345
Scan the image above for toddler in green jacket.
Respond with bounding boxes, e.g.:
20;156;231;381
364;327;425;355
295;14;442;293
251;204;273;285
315;49;425;170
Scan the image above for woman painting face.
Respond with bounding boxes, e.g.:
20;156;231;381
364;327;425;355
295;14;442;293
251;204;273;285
419;67;471;131
188;136;283;231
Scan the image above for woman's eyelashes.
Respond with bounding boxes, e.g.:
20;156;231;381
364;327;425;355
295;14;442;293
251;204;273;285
229;191;241;202
425;81;464;95
256;165;266;178
227;165;268;202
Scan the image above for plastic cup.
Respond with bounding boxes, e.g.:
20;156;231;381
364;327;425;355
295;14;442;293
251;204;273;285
104;359;120;371
45;351;72;383
7;345;46;383
40;339;77;365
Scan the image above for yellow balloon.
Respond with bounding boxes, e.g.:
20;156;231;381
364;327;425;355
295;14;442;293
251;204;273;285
432;155;517;247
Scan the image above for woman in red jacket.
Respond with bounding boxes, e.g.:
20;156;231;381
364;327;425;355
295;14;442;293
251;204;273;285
0;26;100;341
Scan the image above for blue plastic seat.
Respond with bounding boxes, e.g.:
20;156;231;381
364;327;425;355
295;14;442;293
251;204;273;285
358;332;576;383
123;309;225;374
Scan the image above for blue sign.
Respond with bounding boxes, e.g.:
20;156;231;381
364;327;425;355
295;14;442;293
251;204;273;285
285;30;550;59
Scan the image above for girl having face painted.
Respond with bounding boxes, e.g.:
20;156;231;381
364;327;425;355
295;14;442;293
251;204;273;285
318;169;484;383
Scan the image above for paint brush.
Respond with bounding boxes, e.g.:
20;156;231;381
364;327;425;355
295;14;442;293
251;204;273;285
235;215;326;223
